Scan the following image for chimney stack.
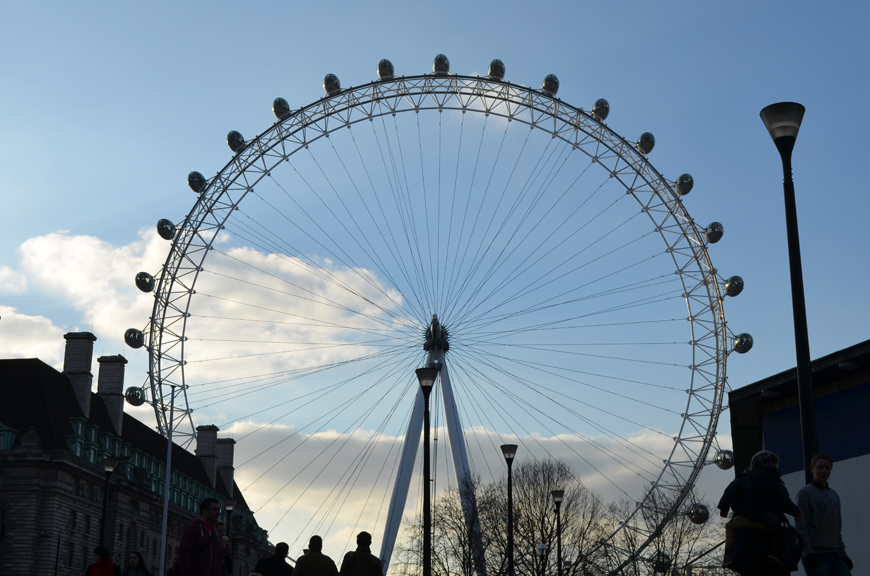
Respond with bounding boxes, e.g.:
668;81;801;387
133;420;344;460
195;425;219;488
216;438;236;497
63;332;96;417
97;355;127;435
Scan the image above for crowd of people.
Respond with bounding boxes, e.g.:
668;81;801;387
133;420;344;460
84;454;853;576
84;497;382;576
717;450;852;575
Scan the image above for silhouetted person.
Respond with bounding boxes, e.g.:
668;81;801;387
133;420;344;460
254;542;294;576
85;546;122;576
179;498;224;576
294;536;338;576
339;532;382;576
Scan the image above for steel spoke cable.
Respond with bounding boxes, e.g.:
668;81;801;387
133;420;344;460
450;348;646;496
452;347;666;471
346;124;428;315
245;348;417;495
192;344;416;409
444;126;557;319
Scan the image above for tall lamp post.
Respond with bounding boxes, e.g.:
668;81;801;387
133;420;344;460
99;457;119;546
760;102;818;485
552;490;564;576
501;444;518;576
416;365;440;576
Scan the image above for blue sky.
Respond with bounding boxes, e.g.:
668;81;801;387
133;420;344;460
2;0;869;562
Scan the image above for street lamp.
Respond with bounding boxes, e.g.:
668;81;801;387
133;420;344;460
552;490;564;576
416;365;440;576
99;457;119;546
224;499;235;538
760;102;818;485
501;444;518;576
537;543;547;575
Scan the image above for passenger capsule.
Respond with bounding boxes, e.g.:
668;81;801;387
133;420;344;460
135;272;154;293
227;130;245;153
688;504;710;524
705;222;724;244
378;59;394;80
724;276;744;297
273;97;291;120
676;173;694;195
541;74;559;97
124;328;145;349
488;59;505;80
156;219;176;241
592;98;609;121
187;171;206;193
652;552;672;574
433;54;450;75
637;132;655;155
733;333;754;354
323;74;341;95
715;449;735;470
124;386;146;407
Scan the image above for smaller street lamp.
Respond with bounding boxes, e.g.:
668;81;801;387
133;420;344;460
416;365;440;576
501;444;518;576
537;543;547;575
224;499;236;538
99;457;119;546
552;490;565;576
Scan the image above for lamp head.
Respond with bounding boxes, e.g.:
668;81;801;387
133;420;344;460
224;499;235;512
552;489;565;505
760;102;805;142
500;443;518;462
415;366;440;391
102;457;120;473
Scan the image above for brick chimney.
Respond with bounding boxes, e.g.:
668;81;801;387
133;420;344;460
216;438;236;497
63;332;96;417
195;425;219;488
97;355;127;435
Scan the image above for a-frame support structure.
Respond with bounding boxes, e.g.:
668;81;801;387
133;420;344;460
379;316;487;576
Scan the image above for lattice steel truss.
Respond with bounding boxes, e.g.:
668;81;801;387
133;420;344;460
139;72;735;571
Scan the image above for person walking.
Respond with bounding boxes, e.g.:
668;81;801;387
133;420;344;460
339;532;382;576
796;453;853;575
254;542;294;576
293;536;339;576
85;546;122;576
121;551;152;576
178;498;224;576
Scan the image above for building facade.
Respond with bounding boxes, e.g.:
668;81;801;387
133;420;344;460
0;332;273;576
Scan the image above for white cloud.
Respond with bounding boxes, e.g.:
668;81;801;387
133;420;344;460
0;266;27;294
0;305;66;368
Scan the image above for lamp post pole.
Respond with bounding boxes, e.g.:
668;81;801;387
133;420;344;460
501;444;518;576
552;490;564;576
760;102;818;485
416;366;440;576
99;458;119;546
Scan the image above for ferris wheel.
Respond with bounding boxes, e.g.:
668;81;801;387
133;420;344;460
126;55;749;574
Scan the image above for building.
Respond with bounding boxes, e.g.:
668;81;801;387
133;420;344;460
0;332;272;575
729;338;870;573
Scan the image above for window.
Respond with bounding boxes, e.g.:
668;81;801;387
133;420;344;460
84;514;91;535
81;546;89;569
152;538;158;556
65;543;74;567
119;524;125;542
68;510;77;530
141;531;147;547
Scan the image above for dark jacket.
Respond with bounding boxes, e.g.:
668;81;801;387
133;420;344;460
743;469;800;526
339;546;382;576
85;559;122;576
717;474;748;516
178;519;224;576
254;554;294;576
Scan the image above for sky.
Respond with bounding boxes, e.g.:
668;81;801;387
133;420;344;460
2;0;869;568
